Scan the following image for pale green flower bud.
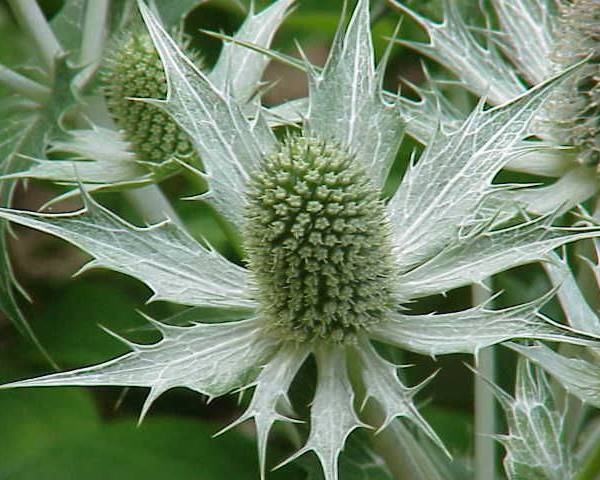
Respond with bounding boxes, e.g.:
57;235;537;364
244;136;396;343
551;0;600;167
101;29;202;170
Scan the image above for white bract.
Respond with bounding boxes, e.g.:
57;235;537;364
390;0;600;216
476;359;574;480
2;1;600;480
510;249;600;408
0;0;294;196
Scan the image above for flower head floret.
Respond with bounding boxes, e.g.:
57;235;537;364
246;136;396;343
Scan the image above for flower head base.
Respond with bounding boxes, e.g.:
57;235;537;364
101;29;201;168
550;0;600;167
245;136;395;343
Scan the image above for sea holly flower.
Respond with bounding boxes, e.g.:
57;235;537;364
99;27;204;180
475;359;575;480
0;0;291;352
389;0;600;216
1;0;294;195
2;1;600;479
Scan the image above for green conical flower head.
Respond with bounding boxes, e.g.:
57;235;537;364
101;30;200;167
245;136;396;343
552;0;600;166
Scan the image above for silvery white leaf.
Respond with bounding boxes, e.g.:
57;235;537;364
395;80;464;145
138;0;275;229
1;128;149;186
49;0;85;62
2;157;149;186
209;0;294;106
2;317;276;421
281;344;365;480
306;0;404;187
390;0;525;105
221;344;310;480
264;97;308;127
0;191;256;310
0;109;49;343
502;145;576;178
394;214;600;300
370;296;595;357
388;66;580;272
490;0;558;84
356;337;446;454
491;165;599;217
477;359;573;480
510;343;600;408
544;253;600;335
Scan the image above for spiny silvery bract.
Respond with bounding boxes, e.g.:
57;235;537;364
101;28;202;174
2;0;293;193
391;0;600;216
3;1;600;479
476;359;574;480
508;249;600;409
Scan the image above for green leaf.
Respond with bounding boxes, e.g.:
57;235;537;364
31;280;148;366
0;389;299;480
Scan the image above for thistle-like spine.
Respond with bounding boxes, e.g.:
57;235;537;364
550;0;600;167
100;29;202;169
244;136;396;344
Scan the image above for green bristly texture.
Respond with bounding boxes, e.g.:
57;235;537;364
101;30;201;169
552;0;600;166
245;136;396;343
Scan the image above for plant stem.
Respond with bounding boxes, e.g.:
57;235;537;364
473;281;497;480
79;0;110;66
368;413;446;480
124;185;183;226
577;440;600;480
8;0;62;71
0;64;50;103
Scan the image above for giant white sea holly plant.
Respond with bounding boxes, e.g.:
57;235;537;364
2;1;600;479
